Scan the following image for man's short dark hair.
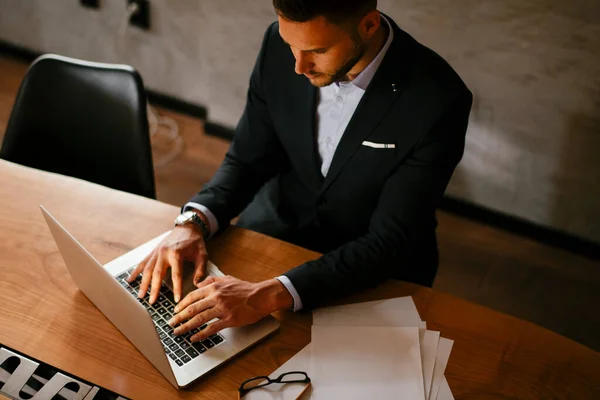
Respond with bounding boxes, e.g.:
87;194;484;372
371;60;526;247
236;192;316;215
273;0;377;24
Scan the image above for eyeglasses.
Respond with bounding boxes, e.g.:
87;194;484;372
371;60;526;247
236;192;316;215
238;371;311;399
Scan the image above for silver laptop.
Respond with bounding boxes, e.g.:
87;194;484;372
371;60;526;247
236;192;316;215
40;206;280;388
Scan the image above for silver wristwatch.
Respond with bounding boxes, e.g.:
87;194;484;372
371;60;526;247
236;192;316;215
174;210;210;240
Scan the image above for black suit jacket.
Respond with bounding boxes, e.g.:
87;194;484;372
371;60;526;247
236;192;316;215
189;16;472;309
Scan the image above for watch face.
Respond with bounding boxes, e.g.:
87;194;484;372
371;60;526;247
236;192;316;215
176;211;195;224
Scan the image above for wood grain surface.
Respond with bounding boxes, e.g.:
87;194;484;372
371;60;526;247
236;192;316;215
0;159;598;399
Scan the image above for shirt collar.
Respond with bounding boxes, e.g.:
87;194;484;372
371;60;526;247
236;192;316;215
347;15;394;91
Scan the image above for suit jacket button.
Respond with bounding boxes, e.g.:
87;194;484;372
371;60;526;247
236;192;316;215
317;198;327;206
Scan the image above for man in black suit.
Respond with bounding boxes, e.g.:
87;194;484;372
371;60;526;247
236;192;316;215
129;0;472;342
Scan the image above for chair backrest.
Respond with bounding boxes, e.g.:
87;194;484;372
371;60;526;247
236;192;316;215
1;54;156;199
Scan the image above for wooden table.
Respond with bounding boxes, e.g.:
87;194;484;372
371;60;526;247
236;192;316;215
0;159;598;399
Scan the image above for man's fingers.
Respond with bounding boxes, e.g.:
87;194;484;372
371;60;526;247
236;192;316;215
127;263;143;282
193;253;208;287
191;319;228;342
149;254;167;304
167;252;183;303
128;252;151;282
175;280;214;313
173;308;221;336
169;297;213;327
137;252;157;298
195;275;216;290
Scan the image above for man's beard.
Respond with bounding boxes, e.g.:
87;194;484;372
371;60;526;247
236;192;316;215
307;36;366;87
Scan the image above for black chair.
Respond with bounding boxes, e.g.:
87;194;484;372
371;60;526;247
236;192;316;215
1;54;156;198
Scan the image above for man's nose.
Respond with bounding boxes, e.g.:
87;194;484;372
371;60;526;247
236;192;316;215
294;52;313;75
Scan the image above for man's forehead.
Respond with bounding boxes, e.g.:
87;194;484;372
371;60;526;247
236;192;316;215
278;15;346;50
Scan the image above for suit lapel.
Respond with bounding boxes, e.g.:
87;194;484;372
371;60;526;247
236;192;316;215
320;23;411;194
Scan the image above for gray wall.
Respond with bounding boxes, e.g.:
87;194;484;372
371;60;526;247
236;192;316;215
1;0;599;243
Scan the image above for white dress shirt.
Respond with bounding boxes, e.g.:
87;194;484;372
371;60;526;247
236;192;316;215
185;16;394;311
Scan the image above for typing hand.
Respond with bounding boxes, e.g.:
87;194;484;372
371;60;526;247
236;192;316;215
168;276;293;342
127;224;208;304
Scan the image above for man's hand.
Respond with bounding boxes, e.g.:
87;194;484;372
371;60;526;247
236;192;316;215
168;276;293;342
127;222;208;304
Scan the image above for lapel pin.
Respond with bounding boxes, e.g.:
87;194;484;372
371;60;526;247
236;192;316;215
392;83;398;92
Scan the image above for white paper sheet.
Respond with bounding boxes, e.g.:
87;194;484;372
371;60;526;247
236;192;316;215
309;325;425;400
420;330;440;399
436;377;454;400
429;338;453;400
312;297;426;329
313;299;436;393
320;296;418;310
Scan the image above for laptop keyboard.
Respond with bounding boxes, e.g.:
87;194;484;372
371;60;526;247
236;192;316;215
116;270;225;367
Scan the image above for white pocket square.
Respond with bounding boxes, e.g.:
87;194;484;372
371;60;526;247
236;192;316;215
362;141;396;149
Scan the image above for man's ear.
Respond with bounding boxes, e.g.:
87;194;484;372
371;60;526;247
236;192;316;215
358;10;381;40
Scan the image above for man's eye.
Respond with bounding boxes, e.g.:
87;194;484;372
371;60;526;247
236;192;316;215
313;49;327;54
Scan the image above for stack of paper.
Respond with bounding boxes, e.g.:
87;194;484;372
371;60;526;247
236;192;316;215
246;297;455;399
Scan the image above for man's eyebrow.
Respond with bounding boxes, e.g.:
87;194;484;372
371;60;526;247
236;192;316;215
280;37;328;52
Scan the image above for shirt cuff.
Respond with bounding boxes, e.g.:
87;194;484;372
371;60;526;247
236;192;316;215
276;275;303;312
183;202;219;238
